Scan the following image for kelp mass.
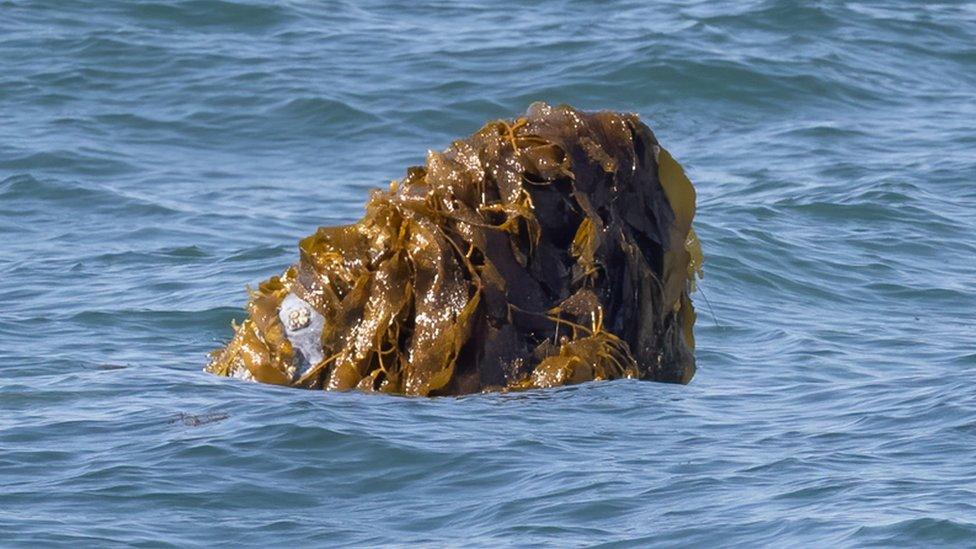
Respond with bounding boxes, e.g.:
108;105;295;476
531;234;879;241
207;103;703;396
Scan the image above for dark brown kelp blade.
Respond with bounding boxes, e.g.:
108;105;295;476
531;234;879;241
207;102;703;396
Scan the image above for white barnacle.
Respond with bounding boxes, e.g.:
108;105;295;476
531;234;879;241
287;306;311;330
278;293;326;381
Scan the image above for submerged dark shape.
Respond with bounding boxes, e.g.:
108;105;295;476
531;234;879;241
207;103;703;396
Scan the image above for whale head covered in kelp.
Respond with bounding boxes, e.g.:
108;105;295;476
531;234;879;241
207;103;702;396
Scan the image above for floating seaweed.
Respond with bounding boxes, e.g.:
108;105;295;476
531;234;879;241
207;103;702;396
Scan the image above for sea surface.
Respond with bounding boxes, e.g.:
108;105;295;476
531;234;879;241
2;1;975;546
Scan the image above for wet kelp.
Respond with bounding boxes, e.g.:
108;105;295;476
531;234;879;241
207;103;703;396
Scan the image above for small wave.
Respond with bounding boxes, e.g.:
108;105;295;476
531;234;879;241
850;517;976;545
267;97;383;132
0;174;181;218
0;150;137;176
125;0;292;31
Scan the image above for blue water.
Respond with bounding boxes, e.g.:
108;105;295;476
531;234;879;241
2;1;975;546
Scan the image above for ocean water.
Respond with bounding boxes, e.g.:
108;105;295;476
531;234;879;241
2;0;975;545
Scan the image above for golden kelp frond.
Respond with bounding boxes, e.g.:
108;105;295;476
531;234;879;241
206;102;703;395
527;331;640;389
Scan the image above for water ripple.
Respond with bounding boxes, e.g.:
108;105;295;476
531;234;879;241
2;0;975;546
